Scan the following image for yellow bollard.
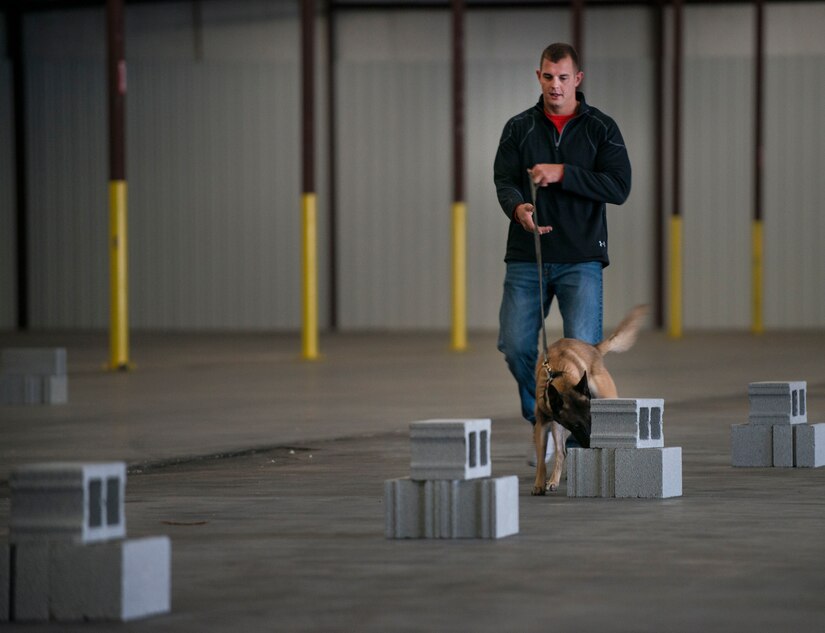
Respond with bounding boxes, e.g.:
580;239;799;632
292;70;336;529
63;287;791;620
668;215;683;339
301;192;319;360
451;201;467;351
108;180;130;370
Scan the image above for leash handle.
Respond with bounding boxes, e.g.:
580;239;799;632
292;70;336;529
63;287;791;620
529;175;550;361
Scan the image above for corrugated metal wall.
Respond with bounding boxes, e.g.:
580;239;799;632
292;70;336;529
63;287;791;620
5;2;825;332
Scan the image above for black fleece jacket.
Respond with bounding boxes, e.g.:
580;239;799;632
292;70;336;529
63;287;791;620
493;92;631;267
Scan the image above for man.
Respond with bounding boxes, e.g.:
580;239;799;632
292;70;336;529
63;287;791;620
493;43;631;459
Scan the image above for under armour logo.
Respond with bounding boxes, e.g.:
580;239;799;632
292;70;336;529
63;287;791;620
599;241;606;248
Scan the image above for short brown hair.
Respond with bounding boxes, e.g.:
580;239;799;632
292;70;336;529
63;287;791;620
540;43;580;72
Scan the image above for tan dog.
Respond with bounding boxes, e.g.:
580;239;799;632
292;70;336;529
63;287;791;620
531;305;648;495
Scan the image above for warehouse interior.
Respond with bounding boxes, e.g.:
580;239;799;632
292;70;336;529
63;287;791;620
1;1;825;631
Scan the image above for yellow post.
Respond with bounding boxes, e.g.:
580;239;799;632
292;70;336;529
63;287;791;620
301;193;319;360
108;180;130;370
752;219;764;334
450;201;467;351
668;214;683;339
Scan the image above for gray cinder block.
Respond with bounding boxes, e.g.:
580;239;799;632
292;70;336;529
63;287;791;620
384;476;518;539
731;423;773;467
50;537;171;621
10;543;51;621
590;399;665;449
1;544;9;621
773;425;794;468
10;463;126;544
1;348;66;376
409;419;492;480
748;381;807;425
566;448;616;497
614;447;682;498
794;423;825;468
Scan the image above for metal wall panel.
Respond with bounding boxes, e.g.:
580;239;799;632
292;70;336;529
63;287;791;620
0;60;15;329
764;56;825;328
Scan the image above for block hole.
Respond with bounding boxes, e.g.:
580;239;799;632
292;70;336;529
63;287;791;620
651;408;662;440
88;478;103;528
106;477;120;526
480;430;489;466
468;431;477;468
792;390;798;416
639;408;650;440
801;389;806;416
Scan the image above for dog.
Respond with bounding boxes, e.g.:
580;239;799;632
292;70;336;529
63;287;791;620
532;304;649;496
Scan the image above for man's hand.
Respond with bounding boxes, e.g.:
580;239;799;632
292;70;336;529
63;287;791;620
514;203;553;234
529;164;565;186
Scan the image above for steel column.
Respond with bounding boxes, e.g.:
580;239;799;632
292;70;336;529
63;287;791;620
450;0;467;351
668;0;683;338
752;0;765;334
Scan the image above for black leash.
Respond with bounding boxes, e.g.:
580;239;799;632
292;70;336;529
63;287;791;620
529;176;553;383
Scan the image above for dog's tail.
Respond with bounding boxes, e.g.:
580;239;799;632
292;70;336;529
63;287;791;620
596;304;649;355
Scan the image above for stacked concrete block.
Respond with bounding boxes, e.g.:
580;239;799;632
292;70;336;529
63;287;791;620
0;348;68;405
732;381;825;468
385;419;518;539
1;462;171;623
568;398;682;499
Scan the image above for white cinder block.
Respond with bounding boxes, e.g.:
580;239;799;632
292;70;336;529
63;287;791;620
731;423;773;467
566;448;615;498
773;425;794;468
615;447;682;499
1;544;10;621
590;399;665;449
748;381;807;425
385;476;518;539
409;419;491;480
794;423;825;468
10;543;51;621
10;463;126;544
1;348;66;376
50;537;171;621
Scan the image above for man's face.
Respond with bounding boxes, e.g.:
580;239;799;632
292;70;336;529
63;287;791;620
536;56;583;116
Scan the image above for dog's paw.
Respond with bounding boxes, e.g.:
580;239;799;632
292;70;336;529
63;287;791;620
531;485;546;496
546;481;559;492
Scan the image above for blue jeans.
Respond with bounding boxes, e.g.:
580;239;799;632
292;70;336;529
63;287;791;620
497;261;603;424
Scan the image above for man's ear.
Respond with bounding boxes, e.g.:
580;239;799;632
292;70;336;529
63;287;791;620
544;383;564;412
574;372;591;399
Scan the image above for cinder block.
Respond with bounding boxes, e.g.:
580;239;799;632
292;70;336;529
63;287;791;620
0;374;43;405
749;381;807;425
1;544;9;621
615;447;682;498
10;462;126;544
50;537;171;621
385;476;518;539
1;348;66;376
794;423;825;468
10;543;51;621
731;423;773;467
590;399;665;449
409;419;492;480
773;425;794;468
44;375;68;404
566;448;615;497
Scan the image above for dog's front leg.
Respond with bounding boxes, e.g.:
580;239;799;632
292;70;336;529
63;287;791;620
531;416;549;496
546;420;565;492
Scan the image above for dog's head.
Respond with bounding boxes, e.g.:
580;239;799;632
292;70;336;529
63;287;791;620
543;372;592;448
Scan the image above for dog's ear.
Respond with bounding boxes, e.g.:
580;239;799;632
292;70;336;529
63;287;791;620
543;383;564;413
574;372;591;399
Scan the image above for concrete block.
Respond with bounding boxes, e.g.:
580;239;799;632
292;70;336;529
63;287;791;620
794;423;825;468
1;348;66;376
590;399;665;449
10;462;126;544
0;374;43;405
44;375;68;404
731;423;773;467
1;544;9;621
409;419;491;480
749;381;807;425
615;447;682;499
50;537;171;621
566;448;615;498
10;543;51;621
773;425;794;468
385;476;518;539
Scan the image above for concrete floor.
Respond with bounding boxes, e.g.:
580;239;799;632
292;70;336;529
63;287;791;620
2;329;825;632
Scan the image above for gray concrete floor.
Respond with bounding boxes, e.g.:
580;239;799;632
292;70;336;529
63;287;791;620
2;329;825;632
